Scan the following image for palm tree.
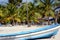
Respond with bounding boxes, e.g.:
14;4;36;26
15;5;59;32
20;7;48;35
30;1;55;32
28;1;44;25
0;5;9;24
8;0;22;5
17;3;27;24
5;3;17;25
27;2;35;26
39;0;55;25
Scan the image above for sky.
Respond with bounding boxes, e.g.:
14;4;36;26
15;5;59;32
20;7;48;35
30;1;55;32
0;0;8;5
22;0;33;3
0;0;8;3
0;0;56;5
0;0;33;4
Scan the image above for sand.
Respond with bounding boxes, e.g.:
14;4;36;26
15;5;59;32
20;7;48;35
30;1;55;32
0;25;45;34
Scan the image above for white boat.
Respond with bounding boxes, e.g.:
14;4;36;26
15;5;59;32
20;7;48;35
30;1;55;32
0;23;60;40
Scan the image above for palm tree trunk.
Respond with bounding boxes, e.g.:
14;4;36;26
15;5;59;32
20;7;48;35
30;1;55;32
12;19;15;26
48;16;50;25
26;0;31;27
55;18;57;23
55;15;58;24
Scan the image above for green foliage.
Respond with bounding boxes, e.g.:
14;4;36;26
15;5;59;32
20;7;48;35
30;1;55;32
0;0;57;25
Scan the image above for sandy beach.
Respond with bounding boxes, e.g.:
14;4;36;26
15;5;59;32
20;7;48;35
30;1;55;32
0;25;45;34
